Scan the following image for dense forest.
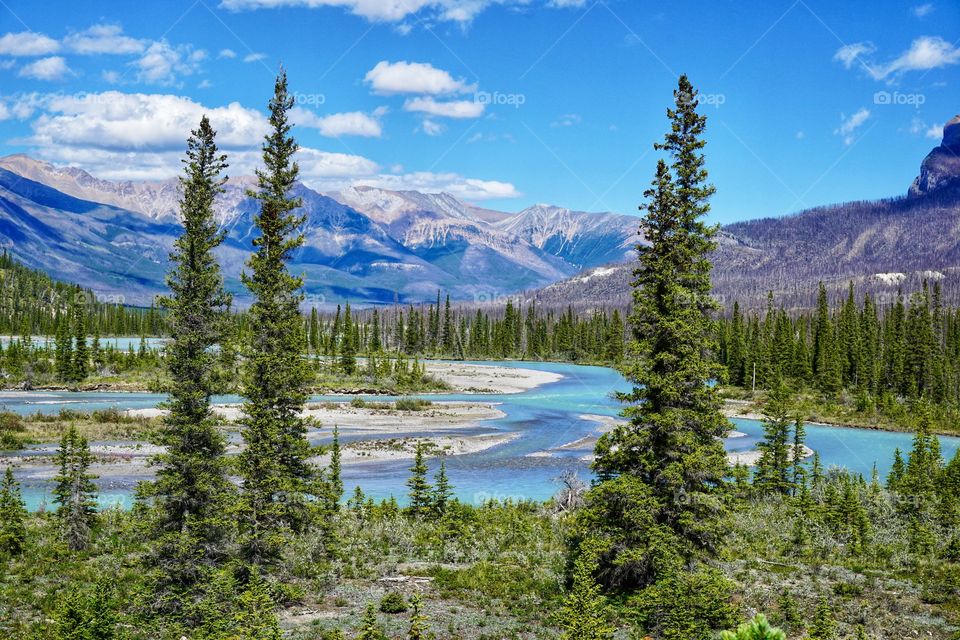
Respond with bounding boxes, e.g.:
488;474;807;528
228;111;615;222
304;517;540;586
2;74;960;640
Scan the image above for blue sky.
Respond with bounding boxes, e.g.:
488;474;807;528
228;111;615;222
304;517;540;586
0;0;957;224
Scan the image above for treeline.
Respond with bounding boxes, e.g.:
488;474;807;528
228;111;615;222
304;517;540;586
719;281;960;405
299;297;625;364
0;251;165;337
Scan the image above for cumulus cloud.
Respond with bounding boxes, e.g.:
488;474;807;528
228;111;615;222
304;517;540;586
19;56;71;81
834;42;876;69
133;41;206;85
0;31;60;56
421;119;445;136
910;117;944;139
291;107;383;137
912;3;934;17
835;108;871;145
27;91;268;151
64;24;146;55
403;96;483;118
220;0;583;25
365;60;474;95
836;36;960;80
243;52;268;63
354;172;520;200
218;48;237;59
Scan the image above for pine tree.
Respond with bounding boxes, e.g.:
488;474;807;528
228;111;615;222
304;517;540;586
238;70;318;564
719;614;786;640
55;311;73;382
407;594;429;640
70;287;89;381
888;448;905;490
340;303;356;374
559;540;614;640
755;380;794;495
234;571;283;640
806;597;837;640
407;441;432;518
432;459;453;517
586;75;729;590
52;426;97;551
54;580;118;640
142;114;233;610
357;603;388;640
0;467;27;555
792;416;807;494
326;425;343;512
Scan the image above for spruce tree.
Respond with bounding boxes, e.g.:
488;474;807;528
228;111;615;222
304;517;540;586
755;380;794;495
70;287;89;381
234;571;283;640
432;459;453;517
0;466;27;555
142;115;233;611
719;615;786;640
559;540;614;640
238;70;317;564
585;75;729;590
357;603;388;640
54;580;118;640
326;425;343;512
407;441;432;518
407;594;429;640
806;597;837;640
52;426;97;552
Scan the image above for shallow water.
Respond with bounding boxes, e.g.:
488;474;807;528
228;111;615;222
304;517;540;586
4;361;958;510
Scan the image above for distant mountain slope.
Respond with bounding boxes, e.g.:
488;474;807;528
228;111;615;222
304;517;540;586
0;156;641;306
532;115;960;310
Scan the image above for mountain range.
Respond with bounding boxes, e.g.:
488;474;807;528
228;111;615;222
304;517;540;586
534;114;960;310
1;114;958;310
0;154;638;307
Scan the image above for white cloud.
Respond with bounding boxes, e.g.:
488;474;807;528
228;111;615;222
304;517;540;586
910;116;944;139
421;119;445;136
244;52;267;63
837;36;960;80
198;79;213;89
403;96;483;118
64;24;146;55
365;60;474;95
19;56;71;81
551;113;581;127
833;42;875;69
873;36;960;79
0;59;15;70
0;102;10;121
835;108;871;145
912;3;934;17
354;172;520;200
0;31;60;56
27;91;268;151
220;0;582;24
291;107;383;137
218;48;237;59
133;41;205;85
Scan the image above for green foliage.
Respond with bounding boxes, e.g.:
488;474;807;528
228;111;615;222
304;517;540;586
139;114;234;619
379;590;408;614
357;603;388;640
0;467;27;555
237;70;319;564
806;597;837;640
52;425;97;552
629;566;737;640
407;441;432;519
558;539;614;640
587;75;728;591
406;594;429;640
719;614;786;640
755;380;795;496
53;580;118;640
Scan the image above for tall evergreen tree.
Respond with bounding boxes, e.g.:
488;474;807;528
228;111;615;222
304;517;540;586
70;287;89;381
559;540;614;640
407;441;432;518
585;75;729;590
238;69;317;564
755;380;794;496
52;426;98;552
142;115;233;611
0;467;27;555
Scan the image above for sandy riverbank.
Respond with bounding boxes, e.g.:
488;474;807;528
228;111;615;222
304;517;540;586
425;361;563;394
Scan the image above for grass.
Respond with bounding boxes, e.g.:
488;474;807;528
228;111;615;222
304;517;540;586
0;409;157;448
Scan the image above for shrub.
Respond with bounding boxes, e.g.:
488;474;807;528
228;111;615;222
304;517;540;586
379;590;408;613
719;614;786;640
